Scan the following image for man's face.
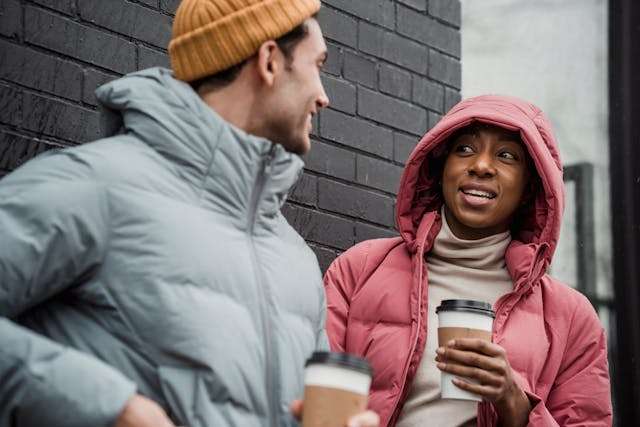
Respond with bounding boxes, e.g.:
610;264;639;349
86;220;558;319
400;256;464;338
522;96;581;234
441;126;530;239
262;19;329;155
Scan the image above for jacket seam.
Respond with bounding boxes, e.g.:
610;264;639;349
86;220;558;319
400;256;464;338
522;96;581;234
356;241;373;290
196;123;225;203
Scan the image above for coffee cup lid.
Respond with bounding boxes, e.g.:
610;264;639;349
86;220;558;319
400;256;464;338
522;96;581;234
305;351;372;376
436;299;495;318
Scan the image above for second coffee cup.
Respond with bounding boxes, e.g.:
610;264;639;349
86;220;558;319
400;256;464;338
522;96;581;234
436;299;495;401
302;351;372;427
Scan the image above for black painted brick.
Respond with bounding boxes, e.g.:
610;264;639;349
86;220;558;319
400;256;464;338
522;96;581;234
356;154;403;194
429;0;462;28
138;45;170;69
321;75;356;115
428;49;461;89
138;0;159;8
322;0;395;30
343;50;377;89
317;6;357;48
379;64;412;100
397;0;427;12
282;203;354;250
0;84;22;126
304;138;356;181
25;7;137;74
413;75;444;112
428;111;443;129
160;0;180;15
359;22;428;74
397;5;461;58
444;87;462;112
355;222;398;243
22;93;102;143
0;0;21;38
32;0;75;15
358;87;426;135
83;69;118;106
318;178;394;226
323;43;342;76
0;131;56;171
290;172;318;207
0;40;83;102
308;242;338;274
78;0;172;49
394;132;418;164
320;108;393;159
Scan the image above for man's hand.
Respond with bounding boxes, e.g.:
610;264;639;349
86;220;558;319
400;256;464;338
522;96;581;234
114;394;176;427
436;339;532;427
289;399;380;427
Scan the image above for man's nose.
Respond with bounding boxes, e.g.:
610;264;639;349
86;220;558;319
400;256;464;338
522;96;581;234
317;85;330;109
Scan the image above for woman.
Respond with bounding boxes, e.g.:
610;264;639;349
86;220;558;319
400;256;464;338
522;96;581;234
324;95;612;426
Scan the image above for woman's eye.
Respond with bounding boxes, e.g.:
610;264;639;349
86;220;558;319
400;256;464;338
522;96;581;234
499;151;517;160
455;144;474;153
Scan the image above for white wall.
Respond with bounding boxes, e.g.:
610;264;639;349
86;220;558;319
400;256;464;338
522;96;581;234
461;0;611;298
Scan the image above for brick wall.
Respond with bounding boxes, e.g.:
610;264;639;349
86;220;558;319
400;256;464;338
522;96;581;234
0;0;461;273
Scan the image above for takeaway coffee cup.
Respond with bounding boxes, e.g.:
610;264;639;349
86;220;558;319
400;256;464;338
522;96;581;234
302;351;372;427
436;299;495;401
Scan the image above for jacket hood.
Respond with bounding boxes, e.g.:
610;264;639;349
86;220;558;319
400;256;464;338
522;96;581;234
96;67;228;170
396;95;564;266
94;67;304;218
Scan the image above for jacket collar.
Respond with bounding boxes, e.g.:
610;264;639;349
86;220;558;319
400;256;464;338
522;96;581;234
416;210;548;290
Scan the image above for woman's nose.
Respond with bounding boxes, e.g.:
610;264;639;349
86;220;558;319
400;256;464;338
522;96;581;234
468;152;497;177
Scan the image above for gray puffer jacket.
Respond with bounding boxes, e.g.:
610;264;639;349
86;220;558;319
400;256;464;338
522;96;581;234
0;67;327;427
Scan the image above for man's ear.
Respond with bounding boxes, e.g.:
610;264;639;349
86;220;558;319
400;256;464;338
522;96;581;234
255;40;281;87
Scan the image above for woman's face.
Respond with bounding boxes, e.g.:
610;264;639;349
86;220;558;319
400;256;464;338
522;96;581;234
442;125;530;240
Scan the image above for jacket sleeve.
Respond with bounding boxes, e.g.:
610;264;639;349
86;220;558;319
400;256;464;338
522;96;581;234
323;241;370;352
525;295;613;426
0;153;137;427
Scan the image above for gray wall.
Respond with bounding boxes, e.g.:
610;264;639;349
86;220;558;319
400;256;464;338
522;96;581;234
0;0;462;272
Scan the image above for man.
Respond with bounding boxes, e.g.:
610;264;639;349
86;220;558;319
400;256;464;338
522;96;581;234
0;0;378;426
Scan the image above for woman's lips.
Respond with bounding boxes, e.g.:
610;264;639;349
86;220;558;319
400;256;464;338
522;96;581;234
458;188;496;208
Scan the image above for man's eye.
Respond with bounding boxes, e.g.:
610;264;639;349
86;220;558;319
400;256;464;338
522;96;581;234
499;151;516;160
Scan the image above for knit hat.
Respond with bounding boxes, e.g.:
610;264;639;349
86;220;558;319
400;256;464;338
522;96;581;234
169;0;321;82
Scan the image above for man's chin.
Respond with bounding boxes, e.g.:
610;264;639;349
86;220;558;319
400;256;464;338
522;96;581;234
282;136;310;155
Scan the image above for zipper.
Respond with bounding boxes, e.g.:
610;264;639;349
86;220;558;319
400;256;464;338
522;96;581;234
388;214;437;425
492;243;547;340
247;144;278;426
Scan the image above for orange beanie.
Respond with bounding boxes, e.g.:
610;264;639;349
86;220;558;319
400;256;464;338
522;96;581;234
169;0;321;82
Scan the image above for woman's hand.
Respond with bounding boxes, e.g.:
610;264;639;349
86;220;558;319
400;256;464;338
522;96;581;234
289;399;380;427
436;338;532;427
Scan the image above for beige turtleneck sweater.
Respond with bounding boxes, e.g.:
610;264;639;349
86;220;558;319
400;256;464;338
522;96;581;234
396;208;513;427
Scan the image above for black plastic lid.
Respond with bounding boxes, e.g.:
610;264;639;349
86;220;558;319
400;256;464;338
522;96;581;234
305;351;372;376
436;299;495;318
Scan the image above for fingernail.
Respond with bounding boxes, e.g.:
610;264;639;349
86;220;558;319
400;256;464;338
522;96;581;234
447;339;455;347
436;348;444;355
437;362;446;370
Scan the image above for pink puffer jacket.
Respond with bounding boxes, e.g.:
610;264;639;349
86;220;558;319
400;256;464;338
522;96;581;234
324;95;612;426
